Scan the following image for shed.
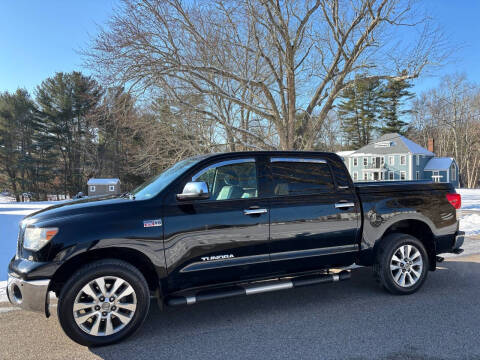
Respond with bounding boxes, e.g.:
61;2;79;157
423;157;459;187
87;178;121;196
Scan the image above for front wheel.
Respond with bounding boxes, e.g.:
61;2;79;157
57;259;150;346
374;233;429;295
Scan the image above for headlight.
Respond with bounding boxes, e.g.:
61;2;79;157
23;227;59;251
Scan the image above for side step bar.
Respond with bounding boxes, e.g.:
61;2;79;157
167;270;350;306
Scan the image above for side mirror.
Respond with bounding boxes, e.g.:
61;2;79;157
176;181;210;200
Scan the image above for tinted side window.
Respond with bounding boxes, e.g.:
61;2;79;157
195;161;258;200
270;161;334;196
329;158;350;188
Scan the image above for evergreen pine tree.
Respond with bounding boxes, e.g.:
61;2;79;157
0;89;39;199
378;79;414;135
338;76;381;148
36;72;103;196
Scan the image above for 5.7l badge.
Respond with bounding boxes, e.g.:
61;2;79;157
143;219;162;228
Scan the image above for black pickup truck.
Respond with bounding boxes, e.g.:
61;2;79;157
7;151;464;346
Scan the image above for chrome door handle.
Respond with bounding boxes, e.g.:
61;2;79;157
244;208;268;215
335;202;355;209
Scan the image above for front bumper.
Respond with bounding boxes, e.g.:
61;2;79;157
7;275;50;316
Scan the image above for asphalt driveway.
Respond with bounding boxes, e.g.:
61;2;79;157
1;252;479;360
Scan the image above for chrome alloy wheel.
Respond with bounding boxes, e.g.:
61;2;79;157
73;276;137;336
390;244;423;288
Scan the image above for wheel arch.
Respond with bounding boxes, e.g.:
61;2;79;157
50;247;161;297
374;219;436;271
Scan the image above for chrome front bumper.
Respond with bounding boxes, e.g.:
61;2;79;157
7;275;50;315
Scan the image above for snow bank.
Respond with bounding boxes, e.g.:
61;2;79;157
457;188;480;211
460;214;480;235
0;281;6;303
0;195;15;203
0;202;54;281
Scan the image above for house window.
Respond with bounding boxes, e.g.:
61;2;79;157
374;141;392;148
416;155;420;166
389;172;394;180
363;157;368;166
389;156;394;165
381;157;385;166
432;171;442;183
353;157;358;166
400;171;406;180
416;171;420;180
90;185;96;192
452;166;456;180
109;185;115;192
363;172;368;180
400;156;406;165
353;172;358;181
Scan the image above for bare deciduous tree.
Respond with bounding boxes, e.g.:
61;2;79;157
86;0;445;150
410;74;480;188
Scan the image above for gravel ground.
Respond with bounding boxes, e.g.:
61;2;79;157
1;250;479;360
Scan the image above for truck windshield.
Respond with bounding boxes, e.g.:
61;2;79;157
131;156;206;200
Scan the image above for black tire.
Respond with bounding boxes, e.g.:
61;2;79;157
374;233;429;295
57;259;150;347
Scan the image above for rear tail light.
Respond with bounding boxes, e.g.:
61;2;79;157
446;193;461;209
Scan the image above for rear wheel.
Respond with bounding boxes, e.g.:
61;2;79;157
57;259;150;346
374;233;429;295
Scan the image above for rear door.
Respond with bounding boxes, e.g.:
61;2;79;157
162;156;271;292
267;156;360;275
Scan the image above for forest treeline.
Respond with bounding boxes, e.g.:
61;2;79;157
0;72;210;200
2;70;479;201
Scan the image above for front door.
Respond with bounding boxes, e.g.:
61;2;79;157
162;157;271;292
267;156;360;275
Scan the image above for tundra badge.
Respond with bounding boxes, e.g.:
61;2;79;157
201;254;234;261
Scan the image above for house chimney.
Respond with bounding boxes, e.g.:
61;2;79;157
427;138;434;153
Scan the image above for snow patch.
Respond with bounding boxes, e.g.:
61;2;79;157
0;307;20;313
457;188;480;211
460;214;480;235
0;203;52;209
0;281;7;303
0;195;15;203
0;210;42;216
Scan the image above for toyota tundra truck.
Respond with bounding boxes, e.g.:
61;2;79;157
7;151;465;346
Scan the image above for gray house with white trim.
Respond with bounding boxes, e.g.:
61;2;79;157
87;178;121;196
338;133;459;187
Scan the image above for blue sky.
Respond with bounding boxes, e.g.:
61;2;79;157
0;0;115;94
0;0;479;96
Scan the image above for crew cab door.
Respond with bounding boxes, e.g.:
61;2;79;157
267;156;360;275
162;156;271;292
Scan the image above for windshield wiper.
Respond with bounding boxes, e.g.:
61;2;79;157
120;192;135;200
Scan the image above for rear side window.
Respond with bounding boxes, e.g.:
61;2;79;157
270;159;334;196
329;158;351;188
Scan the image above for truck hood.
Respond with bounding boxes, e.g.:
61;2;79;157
23;196;133;223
